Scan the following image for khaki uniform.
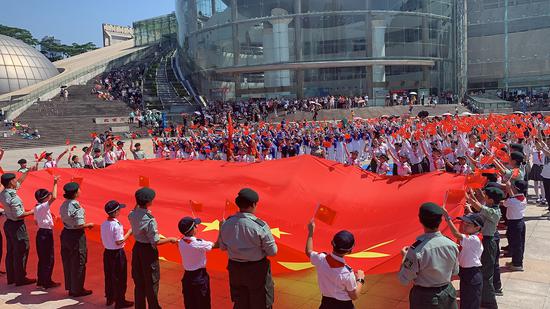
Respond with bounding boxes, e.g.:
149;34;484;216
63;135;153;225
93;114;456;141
128;208;161;309
59;199;88;294
398;231;459;309
0;188;30;284
220;212;277;309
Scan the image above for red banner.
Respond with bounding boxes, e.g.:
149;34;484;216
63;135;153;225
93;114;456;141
13;156;465;274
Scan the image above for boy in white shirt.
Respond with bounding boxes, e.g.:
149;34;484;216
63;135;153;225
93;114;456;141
34;176;61;289
442;208;484;309
100;200;133;308
305;220;365;309
503;180;527;271
178;216;220;309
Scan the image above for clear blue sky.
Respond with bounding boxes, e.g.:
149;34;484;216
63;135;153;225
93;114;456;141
1;0;174;46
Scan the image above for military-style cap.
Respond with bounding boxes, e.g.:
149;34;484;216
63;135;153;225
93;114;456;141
513;180;528;194
510;151;524;163
82;146;89;152
135;143;141;147
63;182;80;193
105;200;126;214
135;187;156;204
35;189;51;202
484;187;505;203
419;202;444;219
1;173;16;183
332;230;355;251
17;159;27;164
236;188;259;204
510;143;524;152
45;152;53;157
178;217;201;235
458;213;484;228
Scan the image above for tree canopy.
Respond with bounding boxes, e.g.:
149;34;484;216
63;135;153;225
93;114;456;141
0;24;39;46
0;24;98;61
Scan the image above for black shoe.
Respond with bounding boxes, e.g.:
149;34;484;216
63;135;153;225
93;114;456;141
42;281;61;289
15;278;37;286
115;300;134;308
70;289;93;297
495;288;504;296
106;299;115;306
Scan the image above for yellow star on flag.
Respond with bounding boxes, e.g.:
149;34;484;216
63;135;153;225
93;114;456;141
200;219;220;232
270;227;291;239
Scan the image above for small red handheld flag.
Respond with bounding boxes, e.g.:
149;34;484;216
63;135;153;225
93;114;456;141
189;200;203;212
71;177;84;186
465;173;487;189
446;189;466;206
65;139;70;145
314;204;337;225
0;166;4;174
139;176;149;187
225;199;238;214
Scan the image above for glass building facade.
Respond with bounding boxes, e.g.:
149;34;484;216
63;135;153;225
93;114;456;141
175;0;460;103
0;35;59;95
467;0;550;92
134;13;178;47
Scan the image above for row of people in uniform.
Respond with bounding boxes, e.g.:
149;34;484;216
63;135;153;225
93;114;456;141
0;168;531;309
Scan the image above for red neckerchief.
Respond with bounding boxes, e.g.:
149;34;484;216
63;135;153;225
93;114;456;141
514;194;526;201
182;237;192;244
325;254;346;268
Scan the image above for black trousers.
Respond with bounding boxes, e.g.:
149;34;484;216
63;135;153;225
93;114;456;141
507;219;526;267
409;284;457;309
182;268;211;309
543;177;550;211
60;228;87;294
36;228;55;285
411;163;423;175
132;242;161;309
4;219;29;284
319;296;354;309
480;236;498;308
104;248;128;305
459;267;482;309
228;258;274;309
493;232;502;291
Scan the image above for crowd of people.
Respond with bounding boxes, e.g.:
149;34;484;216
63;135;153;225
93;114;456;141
0;111;549;309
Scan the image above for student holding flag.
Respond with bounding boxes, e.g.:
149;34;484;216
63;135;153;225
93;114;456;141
305;219;365;309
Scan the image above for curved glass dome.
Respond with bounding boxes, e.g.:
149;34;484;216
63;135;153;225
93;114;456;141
0;34;59;95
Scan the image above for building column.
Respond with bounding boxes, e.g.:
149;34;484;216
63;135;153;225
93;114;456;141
268;8;293;89
371;18;386;106
294;0;304;98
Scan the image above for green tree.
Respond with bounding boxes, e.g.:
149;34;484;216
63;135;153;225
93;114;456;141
40;36;98;61
0;24;39;46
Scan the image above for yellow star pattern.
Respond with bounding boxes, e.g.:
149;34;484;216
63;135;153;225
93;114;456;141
271;228;291;239
200;219;220;232
278;239;396;271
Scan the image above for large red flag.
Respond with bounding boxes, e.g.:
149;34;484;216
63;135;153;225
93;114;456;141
10;156;465;274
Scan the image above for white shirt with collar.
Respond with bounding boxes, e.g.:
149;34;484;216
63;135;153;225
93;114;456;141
100;218;125;250
503;194;527;220
34;201;54;229
458;234;483;268
310;251;357;301
43;160;57;169
178;236;214;271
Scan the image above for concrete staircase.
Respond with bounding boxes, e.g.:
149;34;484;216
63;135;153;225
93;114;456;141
268;104;470;122
1;81;141;150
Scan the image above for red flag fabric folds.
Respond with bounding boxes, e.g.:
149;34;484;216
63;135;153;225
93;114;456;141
12;156;465;274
